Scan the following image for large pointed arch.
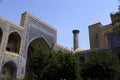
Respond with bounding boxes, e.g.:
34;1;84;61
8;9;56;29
25;37;50;80
1;61;17;80
6;32;21;54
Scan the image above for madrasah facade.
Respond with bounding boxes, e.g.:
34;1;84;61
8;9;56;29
0;9;119;79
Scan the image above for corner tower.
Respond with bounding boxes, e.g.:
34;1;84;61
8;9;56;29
89;22;102;49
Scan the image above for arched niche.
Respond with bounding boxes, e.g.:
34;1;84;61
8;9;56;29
6;32;21;54
1;61;17;80
0;27;3;46
103;31;110;48
25;37;50;80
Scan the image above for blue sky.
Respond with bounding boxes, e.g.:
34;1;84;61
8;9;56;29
0;0;119;50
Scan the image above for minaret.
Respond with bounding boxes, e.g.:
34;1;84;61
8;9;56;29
72;30;80;50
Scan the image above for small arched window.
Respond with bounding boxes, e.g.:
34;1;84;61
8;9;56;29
96;33;98;39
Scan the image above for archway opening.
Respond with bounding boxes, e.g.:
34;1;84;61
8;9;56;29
25;37;50;80
79;56;85;63
6;32;21;53
0;27;3;45
1;61;17;80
